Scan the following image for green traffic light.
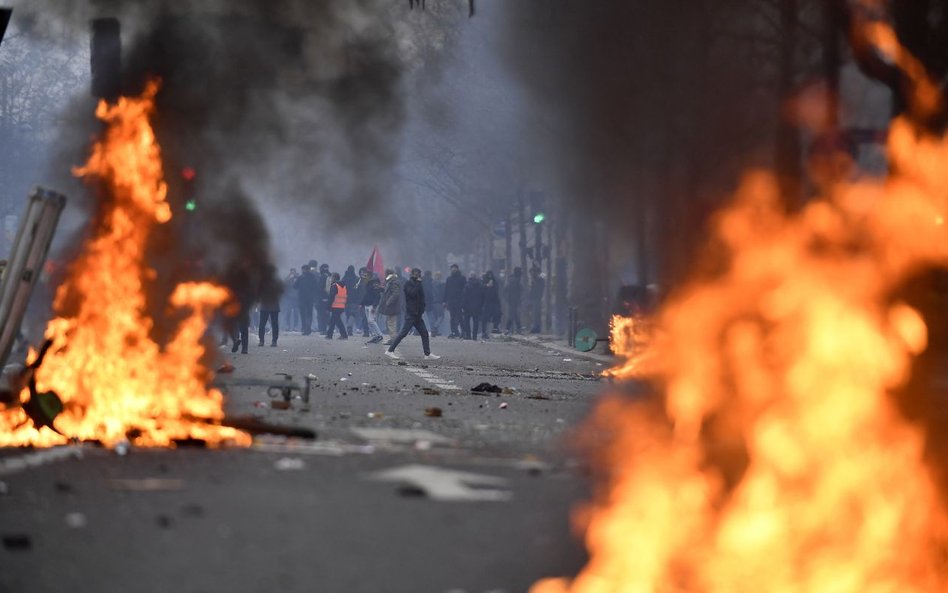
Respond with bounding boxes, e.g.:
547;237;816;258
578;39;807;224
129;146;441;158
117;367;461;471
185;199;197;211
533;213;545;224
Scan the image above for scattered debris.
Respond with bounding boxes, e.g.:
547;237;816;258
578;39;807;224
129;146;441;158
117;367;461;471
562;358;573;362
415;440;433;451
367;412;384;419
270;400;291;411
109;478;186;492
397;361;408;366
253;401;268;409
527;395;551;401
424;407;443;418
501;387;516;395
216;363;235;374
2;534;32;551
471;382;502;393
274;457;305;471
397;485;427;498
114;440;130;456
64;512;87;529
340;377;348;382
499;402;508;409
155;514;173;529
465;367;474;371
347;372;353;377
422;387;441;395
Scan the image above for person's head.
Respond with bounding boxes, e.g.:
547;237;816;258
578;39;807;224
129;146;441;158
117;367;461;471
320;263;329;273
385;268;395;278
346;265;355;274
411;268;422;280
308;260;318;269
469;271;478;280
301;265;311;273
434;271;442;281
423;270;432;280
290;267;297;275
332;272;340;282
450;264;460;274
513;267;522;277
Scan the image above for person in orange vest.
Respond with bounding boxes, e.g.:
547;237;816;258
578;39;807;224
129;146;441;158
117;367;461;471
326;272;349;340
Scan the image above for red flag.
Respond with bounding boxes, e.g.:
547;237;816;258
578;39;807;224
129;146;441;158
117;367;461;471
366;245;384;278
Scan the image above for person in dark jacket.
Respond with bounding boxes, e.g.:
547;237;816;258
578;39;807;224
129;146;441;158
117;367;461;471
342;265;363;335
480;271;501;340
444;264;466;338
505;267;523;334
258;265;283;347
316;263;331;334
282;268;300;332
224;258;257;354
361;269;384;343
421;270;434;335
529;265;545;333
462;271;485;341
430;271;446;337
326;272;349;340
379;269;402;344
385;268;440;360
294;264;319;335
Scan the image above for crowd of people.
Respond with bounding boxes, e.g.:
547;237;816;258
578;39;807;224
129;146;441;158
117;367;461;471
222;257;547;359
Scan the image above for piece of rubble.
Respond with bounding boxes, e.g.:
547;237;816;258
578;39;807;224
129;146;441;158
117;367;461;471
422;387;441;395
274;457;305;471
499;402;508;409
271;400;291;410
2;534;32;551
424;407;443;418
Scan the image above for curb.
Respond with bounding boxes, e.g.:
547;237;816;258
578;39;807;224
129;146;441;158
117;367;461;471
505;334;616;365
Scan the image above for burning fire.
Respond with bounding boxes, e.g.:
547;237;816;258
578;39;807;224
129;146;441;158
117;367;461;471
0;81;250;448
535;24;948;593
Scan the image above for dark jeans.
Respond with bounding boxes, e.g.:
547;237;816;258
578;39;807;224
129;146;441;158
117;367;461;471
506;302;521;331
282;302;299;331
463;313;479;340
231;311;249;353
316;299;330;333
299;299;314;334
259;310;279;345
388;314;430;355
327;308;348;339
448;305;463;336
430;304;445;335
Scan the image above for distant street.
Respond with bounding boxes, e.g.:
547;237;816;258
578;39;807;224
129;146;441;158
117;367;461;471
0;333;607;593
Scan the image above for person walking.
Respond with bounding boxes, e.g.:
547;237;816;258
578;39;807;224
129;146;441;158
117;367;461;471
444;263;466;338
361;269;384;344
258;265;282;347
481;271;501;340
282;268;300;332
462;271;484;341
294;264;319;335
326;272;349;340
385;268;440;360
224;259;256;354
505;267;524;334
379;269;402;345
529;265;545;333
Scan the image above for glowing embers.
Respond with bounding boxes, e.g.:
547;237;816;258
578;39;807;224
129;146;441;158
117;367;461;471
534;25;948;593
0;82;249;448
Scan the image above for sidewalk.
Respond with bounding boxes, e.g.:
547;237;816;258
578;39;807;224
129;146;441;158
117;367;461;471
505;332;616;365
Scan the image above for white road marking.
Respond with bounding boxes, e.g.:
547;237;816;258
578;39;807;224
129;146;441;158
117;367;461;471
367;464;512;502
351;427;454;444
405;366;462;392
0;446;84;477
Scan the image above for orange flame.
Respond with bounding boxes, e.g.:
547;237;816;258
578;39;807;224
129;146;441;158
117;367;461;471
535;24;948;593
0;81;250;448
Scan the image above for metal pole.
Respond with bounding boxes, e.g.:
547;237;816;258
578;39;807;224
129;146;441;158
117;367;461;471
0;187;67;368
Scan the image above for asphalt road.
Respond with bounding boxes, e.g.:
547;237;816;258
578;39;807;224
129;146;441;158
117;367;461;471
0;331;609;593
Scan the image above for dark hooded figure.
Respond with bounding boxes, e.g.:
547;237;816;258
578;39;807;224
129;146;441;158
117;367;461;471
444;264;466;338
223;258;258;354
258;264;283;347
480;270;501;340
385;268;440;360
505;267;523;333
461;271;484;341
317;263;331;334
294;264;319;335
